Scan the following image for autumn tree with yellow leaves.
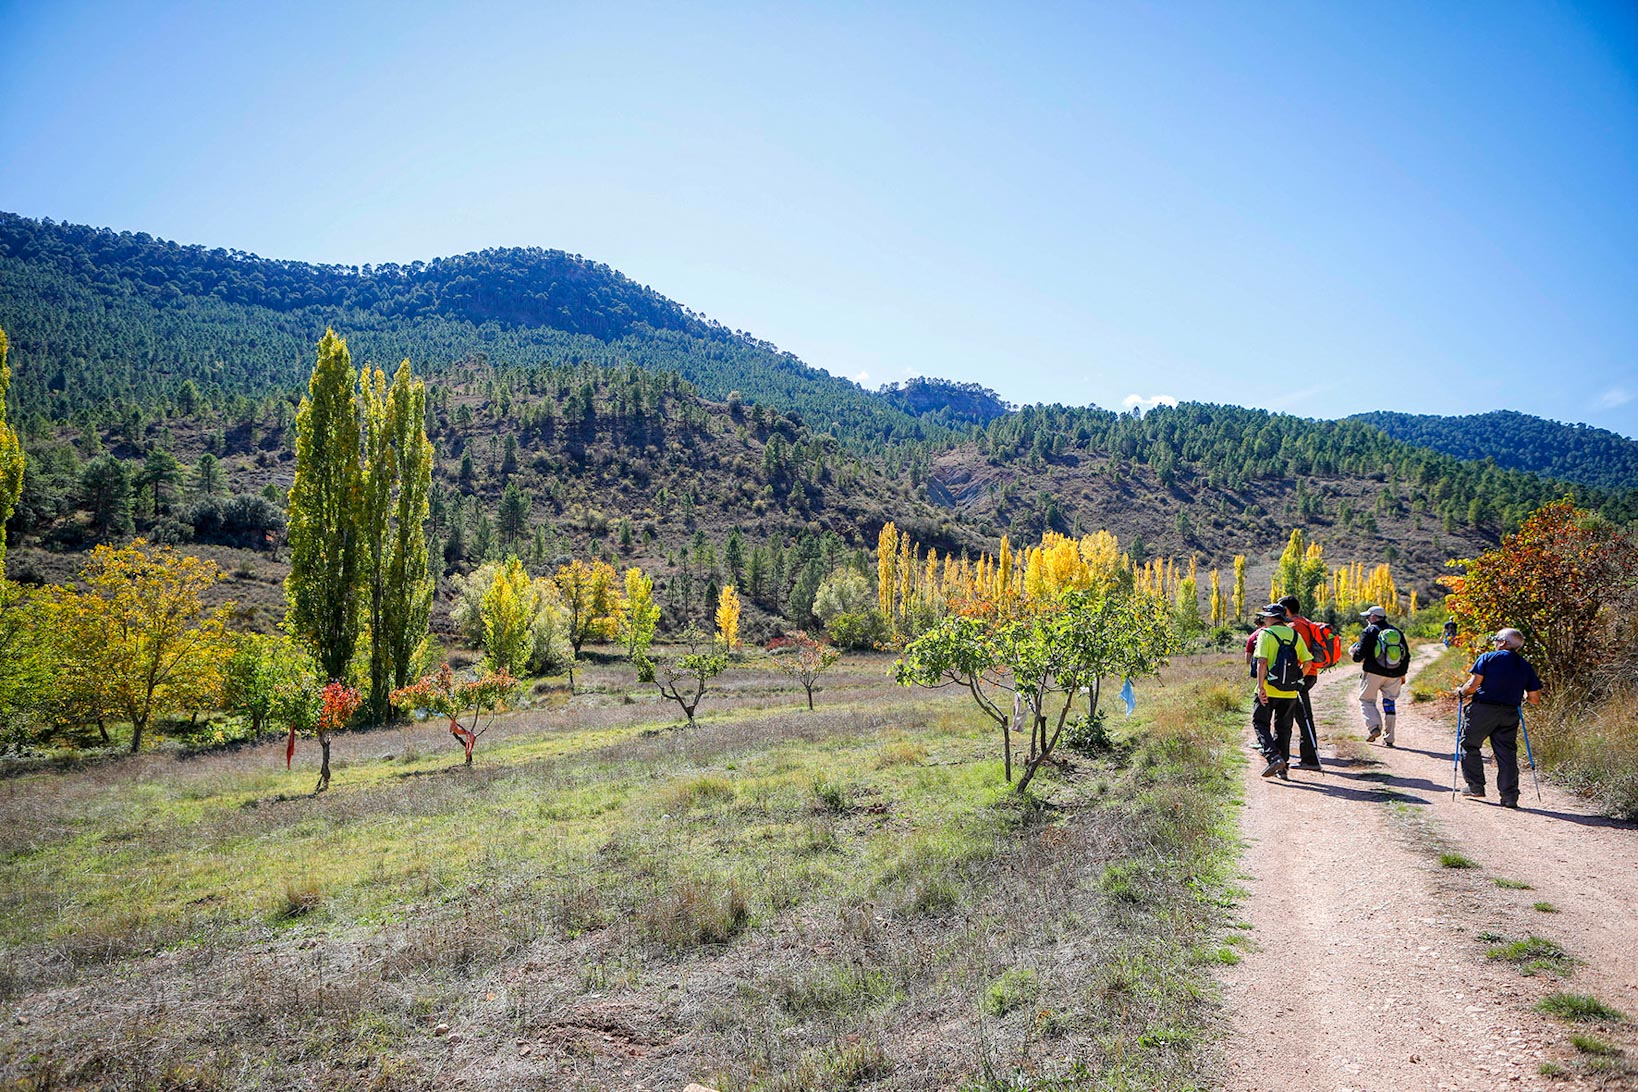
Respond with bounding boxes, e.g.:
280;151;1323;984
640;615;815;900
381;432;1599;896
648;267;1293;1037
52;540;234;753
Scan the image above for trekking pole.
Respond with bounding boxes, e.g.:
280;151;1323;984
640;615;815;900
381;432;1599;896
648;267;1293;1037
1518;706;1543;803
1451;699;1464;801
1302;699;1325;777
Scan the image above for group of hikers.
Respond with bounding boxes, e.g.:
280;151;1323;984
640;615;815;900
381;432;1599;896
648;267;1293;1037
1245;596;1544;808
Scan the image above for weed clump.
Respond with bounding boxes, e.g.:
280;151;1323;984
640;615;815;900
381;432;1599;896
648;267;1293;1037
661;774;735;811
1486;935;1575;977
276;877;323;920
1571;1033;1618;1055
638;874;750;949
1492;876;1533;889
980;967;1040;1016
1439;852;1479;869
1537;993;1627;1022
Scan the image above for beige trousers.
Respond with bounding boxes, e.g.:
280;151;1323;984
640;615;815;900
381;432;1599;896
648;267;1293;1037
1358;672;1404;742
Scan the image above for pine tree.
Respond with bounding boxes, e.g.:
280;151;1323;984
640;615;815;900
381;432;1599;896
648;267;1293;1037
285;330;363;683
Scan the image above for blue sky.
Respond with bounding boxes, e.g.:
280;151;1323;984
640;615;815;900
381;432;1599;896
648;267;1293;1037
3;1;1635;436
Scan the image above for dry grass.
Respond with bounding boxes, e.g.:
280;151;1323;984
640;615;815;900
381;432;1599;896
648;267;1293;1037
1528;686;1638;819
0;652;1247;1090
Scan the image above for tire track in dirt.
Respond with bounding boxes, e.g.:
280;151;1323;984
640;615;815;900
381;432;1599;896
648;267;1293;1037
1220;645;1638;1091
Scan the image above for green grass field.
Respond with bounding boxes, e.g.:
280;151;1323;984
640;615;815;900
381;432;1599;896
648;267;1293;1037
0;653;1247;1090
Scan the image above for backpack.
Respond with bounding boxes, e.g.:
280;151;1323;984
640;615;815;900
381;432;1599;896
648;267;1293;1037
1296;618;1342;669
1373;625;1407;672
1266;629;1304;690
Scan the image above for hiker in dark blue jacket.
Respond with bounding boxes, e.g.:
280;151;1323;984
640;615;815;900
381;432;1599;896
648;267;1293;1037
1454;628;1543;808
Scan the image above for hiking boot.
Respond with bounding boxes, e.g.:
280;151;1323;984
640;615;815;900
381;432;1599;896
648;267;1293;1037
1294;760;1322;771
1276;764;1290;781
1501;799;1520;809
1366;728;1381;742
1460;787;1485;799
1261;759;1283;778
1384;741;1395;749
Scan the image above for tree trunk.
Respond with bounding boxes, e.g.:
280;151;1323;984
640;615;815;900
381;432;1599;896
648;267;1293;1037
315;734;332;794
806;685;814;711
129;717;146;754
97;719;110;745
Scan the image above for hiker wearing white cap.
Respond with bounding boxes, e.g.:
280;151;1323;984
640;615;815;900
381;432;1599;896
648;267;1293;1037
1350;605;1408;746
1453;628;1543;807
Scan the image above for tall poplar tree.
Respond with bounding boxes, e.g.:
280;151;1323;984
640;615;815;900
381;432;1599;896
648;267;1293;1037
360;359;434;722
0;326;23;578
285;330;363;683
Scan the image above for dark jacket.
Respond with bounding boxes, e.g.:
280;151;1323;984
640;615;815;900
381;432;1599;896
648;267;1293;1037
1353;623;1409;678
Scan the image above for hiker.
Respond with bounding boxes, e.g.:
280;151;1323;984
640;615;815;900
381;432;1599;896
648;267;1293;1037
1454;628;1543;808
1350;605;1408;746
1244;614;1268;677
1442;619;1458;648
1278;594;1326;770
1252;603;1313;780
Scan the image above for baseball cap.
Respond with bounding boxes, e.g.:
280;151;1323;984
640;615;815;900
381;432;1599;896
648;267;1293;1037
1360;605;1387;620
1258;604;1287;618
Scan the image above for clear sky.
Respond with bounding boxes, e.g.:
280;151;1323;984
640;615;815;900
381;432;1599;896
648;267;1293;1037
3;1;1636;436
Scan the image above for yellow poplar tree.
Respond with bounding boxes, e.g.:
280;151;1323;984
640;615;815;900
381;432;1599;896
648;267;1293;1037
620;566;661;662
716;584;741;650
1232;555;1246;621
0;326;22;578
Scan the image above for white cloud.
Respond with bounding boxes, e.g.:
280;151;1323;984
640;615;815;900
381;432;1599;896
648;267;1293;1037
853;370;872;386
1121;393;1179;415
1598;387;1633;409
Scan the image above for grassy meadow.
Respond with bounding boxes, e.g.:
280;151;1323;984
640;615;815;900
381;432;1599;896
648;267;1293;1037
1;652;1248;1091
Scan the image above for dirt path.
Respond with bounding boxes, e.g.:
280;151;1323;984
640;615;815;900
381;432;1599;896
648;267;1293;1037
1220;646;1638;1091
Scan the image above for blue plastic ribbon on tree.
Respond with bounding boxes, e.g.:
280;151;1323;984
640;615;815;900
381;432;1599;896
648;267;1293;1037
1120;678;1136;716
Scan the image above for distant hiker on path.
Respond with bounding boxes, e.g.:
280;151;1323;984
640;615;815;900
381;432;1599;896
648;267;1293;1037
1351;605;1408;746
1454;628;1543;808
1252;603;1313;780
1278;594;1327;770
1442;619;1458;648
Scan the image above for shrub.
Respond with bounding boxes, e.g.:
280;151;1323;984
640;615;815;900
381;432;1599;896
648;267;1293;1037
638;875;749;949
981;967;1040;1016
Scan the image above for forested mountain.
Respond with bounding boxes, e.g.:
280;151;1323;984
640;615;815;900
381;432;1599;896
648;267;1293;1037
1351;410;1638;493
4;210;1635;621
0;212;937;446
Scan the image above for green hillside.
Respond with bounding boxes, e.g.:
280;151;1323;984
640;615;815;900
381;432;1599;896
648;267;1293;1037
4;211;1635;621
1351;409;1638;493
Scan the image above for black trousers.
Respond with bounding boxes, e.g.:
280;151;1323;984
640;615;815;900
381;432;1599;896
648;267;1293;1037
1294;675;1320;765
1461;702;1521;803
1253;695;1301;763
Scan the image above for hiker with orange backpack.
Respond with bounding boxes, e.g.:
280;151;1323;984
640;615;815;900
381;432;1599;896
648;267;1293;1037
1279;594;1339;770
1351;605;1409;746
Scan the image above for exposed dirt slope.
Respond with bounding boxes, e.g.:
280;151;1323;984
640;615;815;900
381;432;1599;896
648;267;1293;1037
1221;646;1638;1091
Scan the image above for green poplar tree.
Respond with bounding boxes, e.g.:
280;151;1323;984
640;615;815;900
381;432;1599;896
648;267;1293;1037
360;359;434;722
285;330;363;684
0;327;23;577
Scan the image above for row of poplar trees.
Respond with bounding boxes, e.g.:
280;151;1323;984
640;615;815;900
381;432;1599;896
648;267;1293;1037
285;329;434;724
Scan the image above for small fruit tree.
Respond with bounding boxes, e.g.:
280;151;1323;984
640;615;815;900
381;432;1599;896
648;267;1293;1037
896;587;1172;793
390;663;520;766
637;627;729;728
285;679;363;794
767;630;842;711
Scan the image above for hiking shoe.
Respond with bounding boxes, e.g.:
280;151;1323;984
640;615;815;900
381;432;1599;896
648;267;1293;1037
1501;799;1520;809
1276;765;1290;781
1261;759;1283;778
1384;741;1395;749
1366;728;1381;742
1294;760;1323;771
1460;787;1485;799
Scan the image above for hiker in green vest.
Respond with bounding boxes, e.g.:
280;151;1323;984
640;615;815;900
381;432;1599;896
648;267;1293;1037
1252;604;1314;780
1351;605;1408;746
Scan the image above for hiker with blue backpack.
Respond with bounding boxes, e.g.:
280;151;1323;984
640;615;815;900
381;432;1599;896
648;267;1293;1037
1351;605;1409;746
1252;603;1314;780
